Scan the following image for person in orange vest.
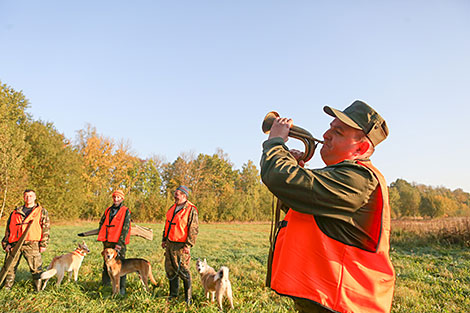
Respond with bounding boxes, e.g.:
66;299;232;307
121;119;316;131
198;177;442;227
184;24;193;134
162;185;199;305
1;189;50;291
97;189;131;295
260;100;396;313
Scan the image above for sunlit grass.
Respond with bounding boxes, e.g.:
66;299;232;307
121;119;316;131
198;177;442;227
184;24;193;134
0;221;469;312
390;217;470;313
0;222;293;313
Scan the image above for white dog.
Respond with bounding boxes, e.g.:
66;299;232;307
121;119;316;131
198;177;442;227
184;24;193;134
40;241;90;290
196;258;234;310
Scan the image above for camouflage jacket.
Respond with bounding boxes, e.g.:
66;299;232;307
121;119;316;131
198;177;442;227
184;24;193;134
260;137;381;250
1;203;50;249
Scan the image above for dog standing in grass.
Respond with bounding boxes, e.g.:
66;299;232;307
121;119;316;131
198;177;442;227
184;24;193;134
40;241;90;290
101;247;158;296
196;258;234;310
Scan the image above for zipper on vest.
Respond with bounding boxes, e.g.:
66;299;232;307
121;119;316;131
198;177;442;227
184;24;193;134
164;209;179;241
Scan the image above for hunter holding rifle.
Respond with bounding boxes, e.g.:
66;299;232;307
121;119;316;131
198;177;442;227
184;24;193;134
97;189;131;295
261;100;395;313
1;189;50;291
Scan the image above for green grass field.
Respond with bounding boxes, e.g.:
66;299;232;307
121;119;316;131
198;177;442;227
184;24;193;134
0;222;469;312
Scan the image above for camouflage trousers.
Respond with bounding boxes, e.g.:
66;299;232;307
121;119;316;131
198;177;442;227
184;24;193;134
164;242;192;282
3;241;43;288
294;298;333;313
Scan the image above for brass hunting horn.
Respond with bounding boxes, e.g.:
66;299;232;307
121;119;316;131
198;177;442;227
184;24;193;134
262;111;323;162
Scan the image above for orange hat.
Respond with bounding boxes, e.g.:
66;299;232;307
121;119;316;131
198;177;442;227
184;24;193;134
112;189;125;199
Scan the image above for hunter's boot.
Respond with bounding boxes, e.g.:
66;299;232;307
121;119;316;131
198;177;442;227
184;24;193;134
168;277;179;300
183;278;192;305
2;273;15;290
119;275;126;295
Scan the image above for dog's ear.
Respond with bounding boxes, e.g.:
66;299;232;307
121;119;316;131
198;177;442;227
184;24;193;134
101;249;105;256
204;258;207;263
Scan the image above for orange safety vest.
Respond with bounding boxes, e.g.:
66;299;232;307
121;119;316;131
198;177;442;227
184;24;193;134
97;206;131;245
164;201;197;243
8;205;43;243
270;161;395;313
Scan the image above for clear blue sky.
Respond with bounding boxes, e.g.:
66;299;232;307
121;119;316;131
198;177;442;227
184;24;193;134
1;1;469;192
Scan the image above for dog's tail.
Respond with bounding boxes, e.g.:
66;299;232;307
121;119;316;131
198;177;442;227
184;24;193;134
40;256;60;280
147;263;158;286
40;268;57;280
215;266;230;282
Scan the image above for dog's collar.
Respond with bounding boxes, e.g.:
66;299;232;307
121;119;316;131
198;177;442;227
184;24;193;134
72;249;87;257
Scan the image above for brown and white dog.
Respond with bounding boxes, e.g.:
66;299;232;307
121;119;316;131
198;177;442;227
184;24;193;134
196;258;234;310
41;241;90;290
101;247;158;296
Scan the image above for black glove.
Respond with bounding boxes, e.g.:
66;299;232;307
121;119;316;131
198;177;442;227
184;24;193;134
77;232;85;237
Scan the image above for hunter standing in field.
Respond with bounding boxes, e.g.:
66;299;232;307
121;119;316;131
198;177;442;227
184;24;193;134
261;100;395;313
97;189;131;295
162;185;199;305
1;189;50;291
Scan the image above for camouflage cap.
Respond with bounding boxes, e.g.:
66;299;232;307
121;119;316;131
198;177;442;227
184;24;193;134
323;100;389;146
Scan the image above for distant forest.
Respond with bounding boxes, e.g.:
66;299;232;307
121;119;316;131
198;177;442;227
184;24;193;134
1;82;469;222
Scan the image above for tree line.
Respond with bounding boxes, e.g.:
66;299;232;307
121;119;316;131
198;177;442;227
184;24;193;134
0;82;272;222
389;179;470;219
1;81;469;222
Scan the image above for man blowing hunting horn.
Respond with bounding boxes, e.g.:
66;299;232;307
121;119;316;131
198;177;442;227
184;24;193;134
261;100;395;313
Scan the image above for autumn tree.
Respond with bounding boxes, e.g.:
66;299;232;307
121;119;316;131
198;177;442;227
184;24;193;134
0;82;29;220
75;125;140;218
161;152;196;194
388;187;401;218
196;150;238;222
129;156;166;221
390;179;422;217
160;149;272;222
419;193;445;218
234;160;272;221
24;120;85;220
